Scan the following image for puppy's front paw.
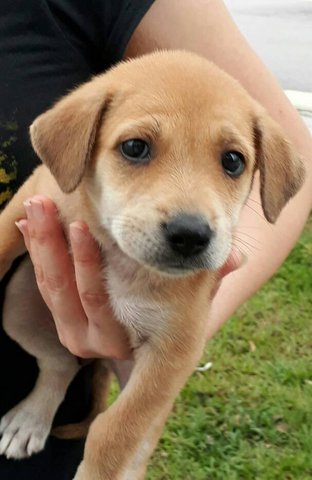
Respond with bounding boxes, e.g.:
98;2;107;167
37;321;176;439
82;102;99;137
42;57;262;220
0;403;50;459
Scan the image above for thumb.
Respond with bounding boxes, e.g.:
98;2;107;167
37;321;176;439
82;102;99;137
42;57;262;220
218;247;247;278
210;248;247;299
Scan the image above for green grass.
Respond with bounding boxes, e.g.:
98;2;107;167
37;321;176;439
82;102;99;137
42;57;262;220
146;216;312;480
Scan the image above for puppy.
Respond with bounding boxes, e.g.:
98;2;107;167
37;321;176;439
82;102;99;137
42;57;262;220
0;51;304;479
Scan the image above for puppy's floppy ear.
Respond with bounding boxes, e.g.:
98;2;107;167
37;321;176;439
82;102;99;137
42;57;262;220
254;113;305;223
30;76;111;193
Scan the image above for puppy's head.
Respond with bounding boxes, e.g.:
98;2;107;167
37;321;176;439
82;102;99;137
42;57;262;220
30;51;305;275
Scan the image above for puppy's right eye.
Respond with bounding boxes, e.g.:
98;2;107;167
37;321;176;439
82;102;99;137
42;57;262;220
120;139;150;163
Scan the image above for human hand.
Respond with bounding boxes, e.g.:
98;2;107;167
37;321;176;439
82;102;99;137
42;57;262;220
16;196;131;359
211;247;246;298
16;196;242;359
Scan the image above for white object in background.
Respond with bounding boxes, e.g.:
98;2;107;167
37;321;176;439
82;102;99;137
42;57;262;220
285;90;312;133
196;362;213;372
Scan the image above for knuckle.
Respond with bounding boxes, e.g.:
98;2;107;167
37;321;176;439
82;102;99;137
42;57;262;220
75;253;94;267
33;264;44;284
75;252;99;268
76;348;93;359
66;340;92;359
45;273;66;293
65;342;79;356
28;227;50;245
57;329;90;358
80;290;107;309
58;333;67;349
57;333;76;354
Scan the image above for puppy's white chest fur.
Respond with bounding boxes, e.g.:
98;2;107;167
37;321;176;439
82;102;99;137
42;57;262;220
105;258;171;345
111;294;168;343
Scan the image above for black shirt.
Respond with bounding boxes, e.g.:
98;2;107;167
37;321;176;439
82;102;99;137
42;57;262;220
0;1;154;478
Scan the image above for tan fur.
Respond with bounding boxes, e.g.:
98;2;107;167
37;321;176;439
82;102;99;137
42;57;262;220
0;51;304;478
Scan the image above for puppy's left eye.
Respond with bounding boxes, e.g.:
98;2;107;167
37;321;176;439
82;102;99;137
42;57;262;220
120;139;150;163
221;151;245;177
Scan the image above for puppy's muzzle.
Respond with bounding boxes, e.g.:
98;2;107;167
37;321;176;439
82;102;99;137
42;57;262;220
163;214;212;258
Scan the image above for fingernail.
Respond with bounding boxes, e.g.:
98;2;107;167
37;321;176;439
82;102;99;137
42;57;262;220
31;200;45;220
23;199;45;221
15;219;27;235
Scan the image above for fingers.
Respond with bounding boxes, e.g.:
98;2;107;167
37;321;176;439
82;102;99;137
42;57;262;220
70;222;131;359
210;247;247;298
21;196;88;344
69;222;107;322
17;196;131;360
219;247;247;278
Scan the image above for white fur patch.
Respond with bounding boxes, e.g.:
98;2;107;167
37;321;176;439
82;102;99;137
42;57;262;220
112;294;169;339
104;254;172;343
0;398;52;459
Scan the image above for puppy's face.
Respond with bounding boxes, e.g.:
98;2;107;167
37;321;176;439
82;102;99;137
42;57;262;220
30;51;305;276
91;77;256;274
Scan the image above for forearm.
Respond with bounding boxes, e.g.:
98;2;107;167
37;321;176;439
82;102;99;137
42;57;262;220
126;0;312;336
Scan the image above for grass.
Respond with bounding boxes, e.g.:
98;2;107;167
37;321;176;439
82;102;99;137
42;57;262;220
145;216;312;480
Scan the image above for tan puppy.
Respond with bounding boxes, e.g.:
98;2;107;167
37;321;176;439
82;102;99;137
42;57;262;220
0;51;304;479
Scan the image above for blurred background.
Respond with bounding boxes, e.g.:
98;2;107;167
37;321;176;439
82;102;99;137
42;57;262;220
225;0;312;131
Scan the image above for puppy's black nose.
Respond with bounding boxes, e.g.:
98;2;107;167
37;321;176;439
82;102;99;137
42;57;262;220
164;214;212;257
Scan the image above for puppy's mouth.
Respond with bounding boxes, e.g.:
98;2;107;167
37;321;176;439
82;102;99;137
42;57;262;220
152;254;214;276
109;236;213;276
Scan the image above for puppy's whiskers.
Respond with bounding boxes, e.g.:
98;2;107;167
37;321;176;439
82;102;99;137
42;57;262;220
232;234;259;255
245;201;267;222
235;229;261;245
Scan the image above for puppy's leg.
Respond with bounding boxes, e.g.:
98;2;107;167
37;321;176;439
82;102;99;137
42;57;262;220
74;313;208;480
53;359;135;441
0;257;80;459
0;166;46;278
52;361;111;440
